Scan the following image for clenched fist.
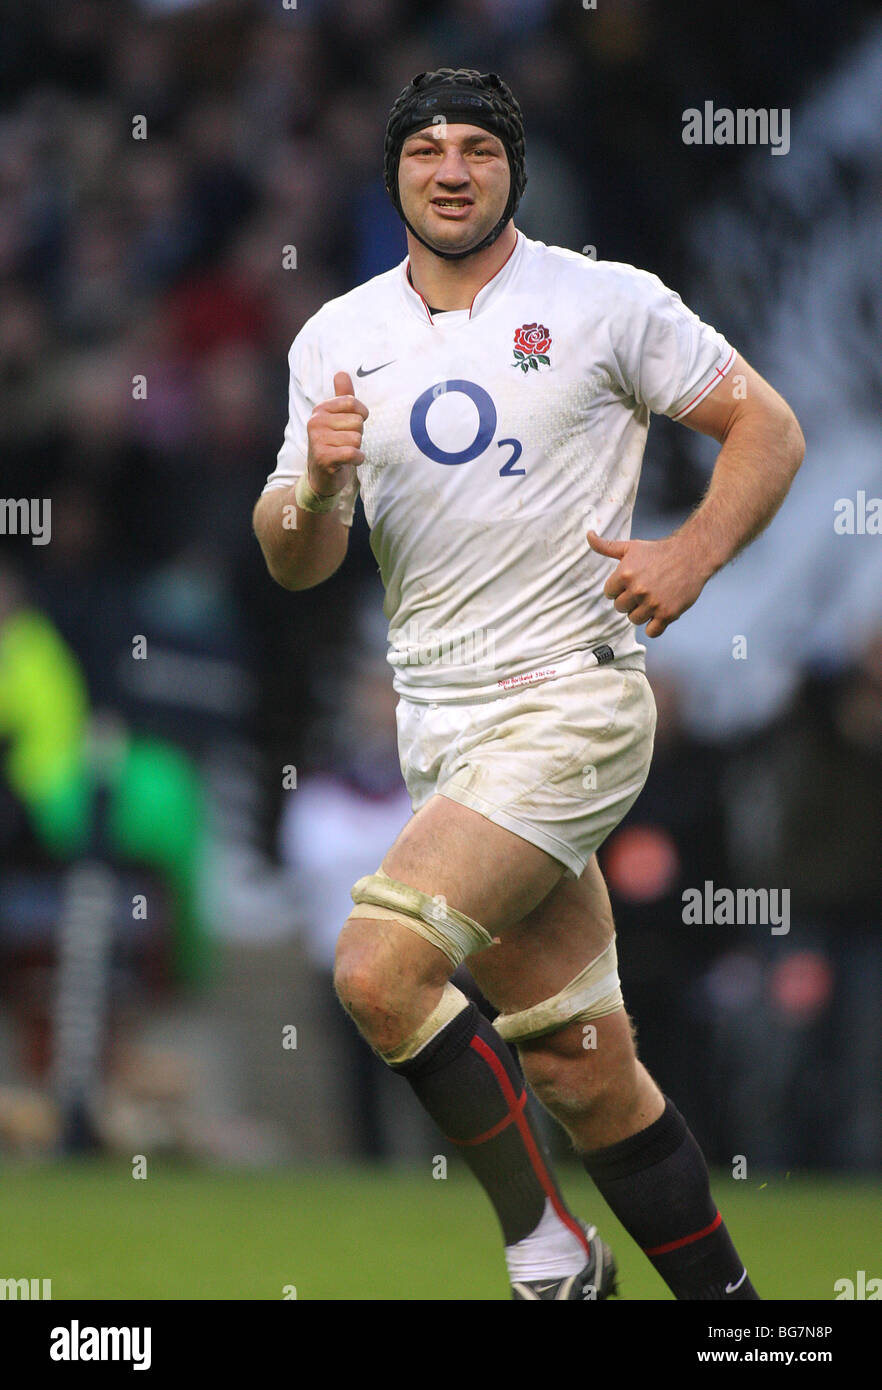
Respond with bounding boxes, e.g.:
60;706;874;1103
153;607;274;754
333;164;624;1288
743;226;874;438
306;371;369;498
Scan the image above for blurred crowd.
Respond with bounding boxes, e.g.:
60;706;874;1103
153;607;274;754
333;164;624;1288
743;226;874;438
0;0;880;1171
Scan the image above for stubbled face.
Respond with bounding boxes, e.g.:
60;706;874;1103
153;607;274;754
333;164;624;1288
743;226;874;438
397;123;511;256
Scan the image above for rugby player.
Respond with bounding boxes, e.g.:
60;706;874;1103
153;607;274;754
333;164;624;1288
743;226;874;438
253;69;804;1300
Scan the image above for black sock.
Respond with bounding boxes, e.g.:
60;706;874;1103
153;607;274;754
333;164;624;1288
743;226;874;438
582;1097;759;1300
393;1002;588;1253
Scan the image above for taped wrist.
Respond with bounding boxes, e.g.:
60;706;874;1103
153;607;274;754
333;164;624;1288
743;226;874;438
294;473;340;513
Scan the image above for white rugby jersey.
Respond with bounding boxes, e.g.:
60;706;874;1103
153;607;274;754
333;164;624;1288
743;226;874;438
264;233;734;702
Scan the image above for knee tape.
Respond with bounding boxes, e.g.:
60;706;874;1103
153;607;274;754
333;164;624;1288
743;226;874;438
349;868;495;968
378;982;471;1065
493;937;624;1044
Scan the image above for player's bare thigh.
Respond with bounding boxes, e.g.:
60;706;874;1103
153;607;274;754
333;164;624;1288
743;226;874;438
338;791;611;997
380;791;567;929
348;789;616;1017
465;854;615;1014
335;792;567;1044
337;794;600;1035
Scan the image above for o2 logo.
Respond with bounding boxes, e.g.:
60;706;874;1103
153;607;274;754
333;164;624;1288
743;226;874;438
409;380;525;476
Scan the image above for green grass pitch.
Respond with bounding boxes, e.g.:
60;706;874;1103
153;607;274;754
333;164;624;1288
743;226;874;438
2;1160;879;1300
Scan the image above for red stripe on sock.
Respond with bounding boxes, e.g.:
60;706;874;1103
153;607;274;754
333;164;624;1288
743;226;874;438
469;1035;590;1255
451;1090;527;1147
643;1209;723;1257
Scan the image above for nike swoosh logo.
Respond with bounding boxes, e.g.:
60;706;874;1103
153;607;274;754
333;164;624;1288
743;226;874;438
725;1268;748;1294
356;360;396;377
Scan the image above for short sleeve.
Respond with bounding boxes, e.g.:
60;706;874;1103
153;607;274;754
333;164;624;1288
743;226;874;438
605;266;735;420
262;326;360;527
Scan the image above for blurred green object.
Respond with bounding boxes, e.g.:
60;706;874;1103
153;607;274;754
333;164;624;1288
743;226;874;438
0;606;211;985
0;608;90;846
108;736;211;986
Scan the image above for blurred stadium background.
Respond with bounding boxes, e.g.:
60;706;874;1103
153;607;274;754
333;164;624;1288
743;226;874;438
1;0;880;1300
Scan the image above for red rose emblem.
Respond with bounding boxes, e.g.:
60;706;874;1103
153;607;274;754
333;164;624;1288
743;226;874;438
512;323;551;371
514;323;552;355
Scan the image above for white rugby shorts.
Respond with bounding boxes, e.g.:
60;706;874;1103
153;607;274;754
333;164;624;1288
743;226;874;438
395;664;657;879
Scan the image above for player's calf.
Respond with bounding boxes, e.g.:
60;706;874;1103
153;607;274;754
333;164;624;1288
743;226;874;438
507;1003;760;1299
518;1013;664;1150
581;1095;761;1299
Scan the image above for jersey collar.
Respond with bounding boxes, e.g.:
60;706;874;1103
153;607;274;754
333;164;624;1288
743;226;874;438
400;230;523;324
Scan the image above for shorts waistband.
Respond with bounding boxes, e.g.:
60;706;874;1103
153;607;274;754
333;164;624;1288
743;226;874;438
392;648;646;706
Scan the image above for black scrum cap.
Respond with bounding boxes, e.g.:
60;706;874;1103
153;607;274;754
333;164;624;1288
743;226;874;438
384;68;527;259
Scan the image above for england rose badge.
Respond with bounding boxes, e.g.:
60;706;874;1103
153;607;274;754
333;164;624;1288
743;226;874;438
512;323;551;372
